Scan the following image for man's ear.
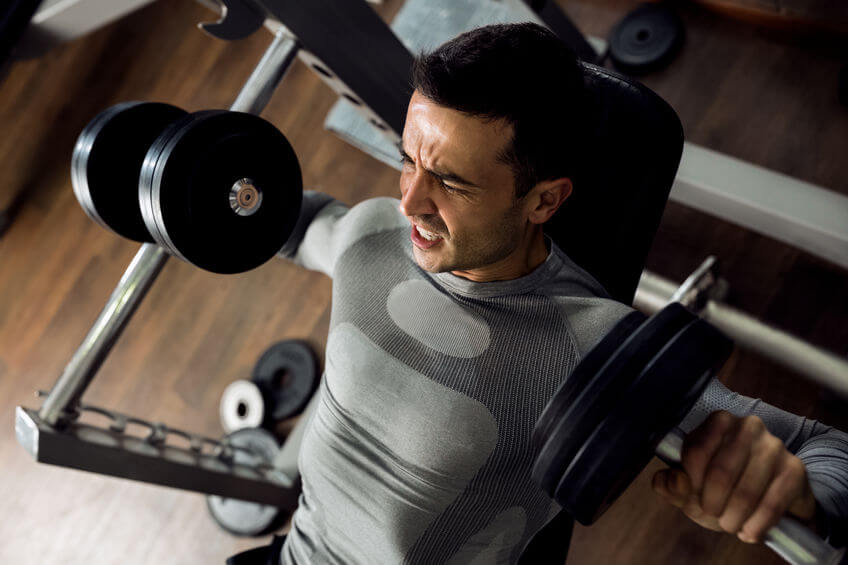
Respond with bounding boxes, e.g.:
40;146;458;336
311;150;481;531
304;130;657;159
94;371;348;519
526;178;573;225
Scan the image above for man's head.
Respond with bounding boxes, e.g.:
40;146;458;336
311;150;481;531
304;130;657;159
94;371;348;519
398;23;589;281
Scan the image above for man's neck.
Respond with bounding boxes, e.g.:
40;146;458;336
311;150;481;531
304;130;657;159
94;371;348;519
450;228;548;283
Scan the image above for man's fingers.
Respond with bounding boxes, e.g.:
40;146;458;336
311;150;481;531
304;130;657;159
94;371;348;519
682;411;737;491
653;468;692;509
700;416;766;516
739;456;810;543
716;433;782;534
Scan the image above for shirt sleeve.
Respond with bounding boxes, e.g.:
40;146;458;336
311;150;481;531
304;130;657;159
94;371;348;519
277;192;408;278
679;379;848;545
277;191;350;277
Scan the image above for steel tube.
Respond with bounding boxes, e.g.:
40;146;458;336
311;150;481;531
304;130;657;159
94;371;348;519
38;244;169;425
704;301;848;399
634;271;848;399
230;28;299;114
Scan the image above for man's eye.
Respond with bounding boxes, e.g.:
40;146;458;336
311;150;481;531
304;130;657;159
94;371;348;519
438;179;463;194
400;154;414;166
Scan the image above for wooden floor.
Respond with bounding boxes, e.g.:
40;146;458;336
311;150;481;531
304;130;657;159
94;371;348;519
0;1;845;563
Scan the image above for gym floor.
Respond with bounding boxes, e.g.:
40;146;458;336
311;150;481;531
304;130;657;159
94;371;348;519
0;0;845;563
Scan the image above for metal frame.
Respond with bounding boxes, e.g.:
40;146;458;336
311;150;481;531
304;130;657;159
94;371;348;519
635;258;848;399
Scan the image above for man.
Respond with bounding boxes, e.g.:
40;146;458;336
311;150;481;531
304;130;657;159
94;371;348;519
265;23;847;564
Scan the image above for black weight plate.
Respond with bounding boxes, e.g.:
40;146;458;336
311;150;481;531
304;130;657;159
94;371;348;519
206;427;288;537
140;111;302;274
71;101;188;242
556;318;733;525
534;310;646;447
608;3;684;75
139;111;211;256
532;303;694;496
252;340;319;422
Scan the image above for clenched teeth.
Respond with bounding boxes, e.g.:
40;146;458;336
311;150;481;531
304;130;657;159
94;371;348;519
416;225;442;241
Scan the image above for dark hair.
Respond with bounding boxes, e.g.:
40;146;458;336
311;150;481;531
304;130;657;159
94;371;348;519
412;22;590;198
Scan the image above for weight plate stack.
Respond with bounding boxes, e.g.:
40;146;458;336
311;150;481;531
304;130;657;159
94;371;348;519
139;110;303;274
533;304;693;495
556;318;733;525
71;101;188;241
252;340;319;423
608;3;684;75
206;427;289;537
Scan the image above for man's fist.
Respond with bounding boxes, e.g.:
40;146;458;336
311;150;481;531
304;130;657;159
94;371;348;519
651;411;817;543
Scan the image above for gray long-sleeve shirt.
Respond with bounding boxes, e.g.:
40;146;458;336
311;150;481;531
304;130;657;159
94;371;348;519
277;193;848;564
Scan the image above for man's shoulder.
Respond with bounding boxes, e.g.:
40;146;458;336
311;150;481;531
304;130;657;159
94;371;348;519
342;196;407;236
539;247;635;358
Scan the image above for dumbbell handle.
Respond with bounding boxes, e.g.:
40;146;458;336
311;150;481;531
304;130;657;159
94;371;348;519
656;428;846;565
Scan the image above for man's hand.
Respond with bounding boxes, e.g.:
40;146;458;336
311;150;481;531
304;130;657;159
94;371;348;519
651;411;818;543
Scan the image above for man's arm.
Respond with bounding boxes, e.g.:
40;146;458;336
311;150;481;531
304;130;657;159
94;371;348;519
653;379;848;546
277;192;408;277
277;191;344;276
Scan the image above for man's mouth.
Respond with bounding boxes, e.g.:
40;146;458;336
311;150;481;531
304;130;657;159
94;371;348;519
416;225;441;241
411;224;444;249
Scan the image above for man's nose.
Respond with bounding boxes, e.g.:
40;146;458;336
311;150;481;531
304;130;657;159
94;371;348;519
400;172;437;217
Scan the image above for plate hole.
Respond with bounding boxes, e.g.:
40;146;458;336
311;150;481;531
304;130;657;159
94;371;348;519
342;93;362;107
312;64;334;79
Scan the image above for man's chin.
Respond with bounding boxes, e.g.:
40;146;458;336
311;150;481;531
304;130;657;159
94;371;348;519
412;247;451;273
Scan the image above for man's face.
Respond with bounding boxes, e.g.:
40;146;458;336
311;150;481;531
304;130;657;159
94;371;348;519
399;91;531;280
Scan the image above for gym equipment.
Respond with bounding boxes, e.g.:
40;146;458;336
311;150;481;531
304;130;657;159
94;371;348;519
17;391;299;505
219;341;319;433
636;257;848;399
70;101;302;274
608;3;684;75
207;428;288;536
71;101;188;242
19;27;309;504
252;340;319;423
220;380;267;434
532;306;846;565
138;110;302;274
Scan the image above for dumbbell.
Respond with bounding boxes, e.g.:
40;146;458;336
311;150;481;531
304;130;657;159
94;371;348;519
71;101;303;273
532;303;847;565
207;427;289;537
219;340;319;434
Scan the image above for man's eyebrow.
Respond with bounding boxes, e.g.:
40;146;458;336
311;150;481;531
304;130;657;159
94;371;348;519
397;142;480;189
